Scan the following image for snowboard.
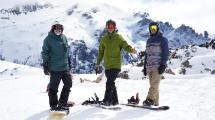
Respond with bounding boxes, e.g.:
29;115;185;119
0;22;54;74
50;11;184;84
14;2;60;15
121;104;170;111
89;104;122;110
48;102;74;119
50;110;68;116
48;110;69;120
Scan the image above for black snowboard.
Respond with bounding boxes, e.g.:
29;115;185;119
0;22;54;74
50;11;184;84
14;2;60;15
121;104;169;111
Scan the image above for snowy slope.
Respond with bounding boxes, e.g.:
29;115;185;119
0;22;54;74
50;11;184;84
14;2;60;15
169;45;215;75
0;60;215;120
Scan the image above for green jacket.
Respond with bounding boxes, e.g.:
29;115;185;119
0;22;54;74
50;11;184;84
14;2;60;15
96;31;133;70
41;31;70;71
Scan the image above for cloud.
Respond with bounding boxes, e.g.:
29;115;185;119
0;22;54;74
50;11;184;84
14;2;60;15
0;0;214;34
94;0;215;33
140;0;215;33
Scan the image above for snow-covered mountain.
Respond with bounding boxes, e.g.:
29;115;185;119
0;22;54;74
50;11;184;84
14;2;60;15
0;0;212;73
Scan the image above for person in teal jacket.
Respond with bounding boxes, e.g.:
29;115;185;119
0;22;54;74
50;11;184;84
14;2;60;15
41;21;72;111
96;20;137;105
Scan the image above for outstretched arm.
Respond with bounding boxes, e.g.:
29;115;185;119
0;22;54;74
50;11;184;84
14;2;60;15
120;35;136;54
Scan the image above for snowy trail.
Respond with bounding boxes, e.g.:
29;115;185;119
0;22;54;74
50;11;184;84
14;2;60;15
0;61;215;120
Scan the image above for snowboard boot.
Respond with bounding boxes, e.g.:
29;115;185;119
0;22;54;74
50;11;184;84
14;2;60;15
112;87;119;105
102;86;111;105
58;103;69;111
50;105;58;111
102;86;118;106
143;98;154;106
101;89;112;106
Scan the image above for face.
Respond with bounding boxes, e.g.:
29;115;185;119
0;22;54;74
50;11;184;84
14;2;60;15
107;27;115;33
54;29;62;35
106;23;115;33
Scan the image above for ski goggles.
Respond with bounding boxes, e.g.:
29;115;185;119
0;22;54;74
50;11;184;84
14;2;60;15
149;25;158;31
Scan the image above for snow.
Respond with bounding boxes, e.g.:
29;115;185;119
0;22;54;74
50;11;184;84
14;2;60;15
0;60;215;120
168;46;215;74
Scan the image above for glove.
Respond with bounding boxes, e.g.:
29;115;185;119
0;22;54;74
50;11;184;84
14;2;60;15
43;62;50;75
143;64;147;76
68;56;72;70
95;65;101;75
158;64;167;74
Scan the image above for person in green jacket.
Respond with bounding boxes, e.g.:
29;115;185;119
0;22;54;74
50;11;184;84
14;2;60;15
96;20;137;105
41;21;72;111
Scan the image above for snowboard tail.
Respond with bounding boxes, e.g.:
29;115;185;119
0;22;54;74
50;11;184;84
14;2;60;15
121;104;170;110
50;111;67;116
48;110;69;120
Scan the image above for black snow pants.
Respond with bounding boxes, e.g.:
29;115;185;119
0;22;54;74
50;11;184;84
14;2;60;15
48;71;72;107
103;69;121;105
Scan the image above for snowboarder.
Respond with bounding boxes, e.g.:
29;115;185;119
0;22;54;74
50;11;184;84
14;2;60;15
41;21;72;111
96;19;137;106
143;22;169;106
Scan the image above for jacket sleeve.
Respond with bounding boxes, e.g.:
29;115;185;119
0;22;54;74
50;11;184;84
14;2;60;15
119;35;133;53
161;37;169;64
96;39;104;65
65;36;70;57
144;41;147;67
41;37;50;63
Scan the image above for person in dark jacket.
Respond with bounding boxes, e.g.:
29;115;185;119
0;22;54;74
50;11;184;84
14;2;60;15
41;21;72;111
143;22;169;106
96;20;137;106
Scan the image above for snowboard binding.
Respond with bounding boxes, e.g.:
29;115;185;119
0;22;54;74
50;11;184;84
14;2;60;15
127;92;140;105
82;93;102;105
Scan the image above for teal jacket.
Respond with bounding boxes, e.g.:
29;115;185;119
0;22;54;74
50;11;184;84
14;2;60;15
41;31;70;71
97;31;133;70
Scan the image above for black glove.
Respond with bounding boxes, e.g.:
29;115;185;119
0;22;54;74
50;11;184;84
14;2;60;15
43;62;50;75
142;64;147;76
158;64;167;74
68;56;72;70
